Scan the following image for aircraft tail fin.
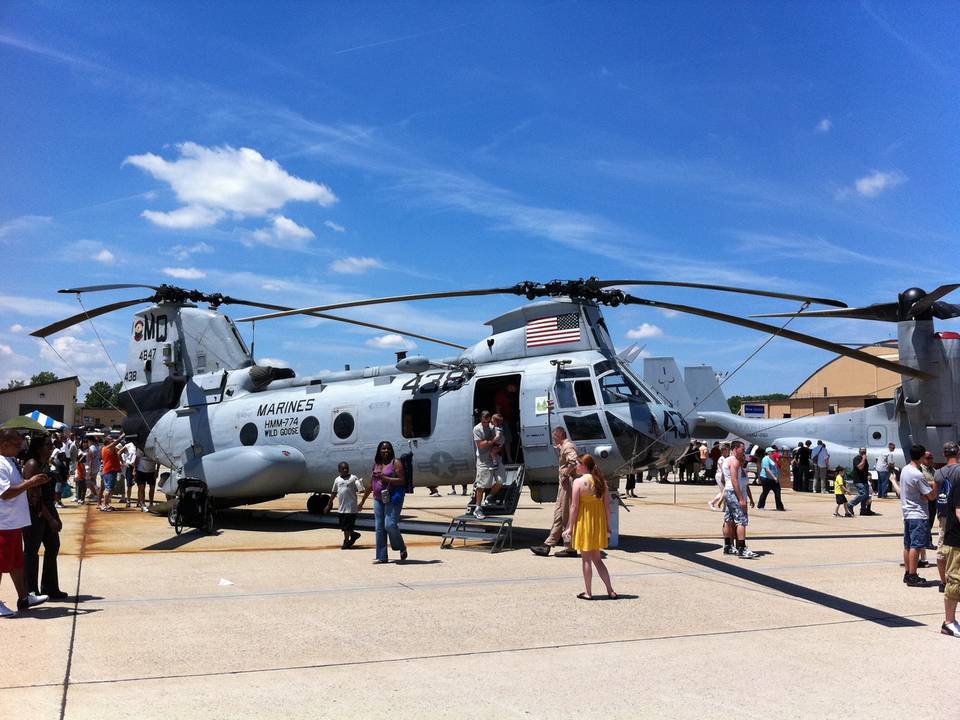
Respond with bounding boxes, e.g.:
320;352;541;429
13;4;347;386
684;366;729;413
643;357;694;414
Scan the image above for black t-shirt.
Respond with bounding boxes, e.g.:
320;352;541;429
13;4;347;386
944;479;960;548
851;455;869;483
797;446;811;465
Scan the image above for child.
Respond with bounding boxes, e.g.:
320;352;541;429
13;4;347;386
833;466;853;517
74;450;87;504
324;462;364;549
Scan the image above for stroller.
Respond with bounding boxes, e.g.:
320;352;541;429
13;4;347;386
168;478;216;535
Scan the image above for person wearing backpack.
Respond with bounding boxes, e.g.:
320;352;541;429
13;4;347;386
935;442;960;594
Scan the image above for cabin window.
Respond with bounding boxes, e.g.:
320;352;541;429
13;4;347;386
333;412;355;440
239;422;258;446
402;399;432;438
564;413;605;441
300;416;320;442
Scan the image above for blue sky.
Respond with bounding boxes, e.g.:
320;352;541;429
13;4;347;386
1;1;958;399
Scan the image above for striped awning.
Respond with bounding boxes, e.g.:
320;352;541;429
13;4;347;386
26;410;67;430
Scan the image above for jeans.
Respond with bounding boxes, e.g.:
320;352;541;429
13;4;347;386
877;470;889;498
848;482;869;510
757;478;784;510
373;497;406;561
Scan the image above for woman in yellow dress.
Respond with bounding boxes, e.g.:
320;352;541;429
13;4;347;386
563;454;618;600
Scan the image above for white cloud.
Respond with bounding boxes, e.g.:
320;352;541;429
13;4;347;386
0;294;78;318
142;205;224;229
9;324;24;333
735;232;899;268
815;118;832;133
0;344;13;355
38;335;123;383
658;309;680;319
0;215;52;240
853;170;906;198
330;256;383;274
95;249;116;264
365;334;416;351
163;267;207;280
626;323;663;339
835;170;907;200
257;357;291;368
251;215;315;248
125;142;337;230
167;241;215;261
324;220;346;233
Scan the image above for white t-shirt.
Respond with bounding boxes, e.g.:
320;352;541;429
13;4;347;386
900;464;932;521
85;443;101;474
121;442;138;467
136;453;157;473
812;444;829;468
0;456;31;530
876;448;893;472
331;474;365;514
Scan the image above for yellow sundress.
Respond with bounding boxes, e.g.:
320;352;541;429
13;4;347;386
572;475;608;552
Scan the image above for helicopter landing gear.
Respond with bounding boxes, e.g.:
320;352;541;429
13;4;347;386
307;493;330;515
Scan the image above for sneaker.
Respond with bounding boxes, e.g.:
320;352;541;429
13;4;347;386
141;505;150;513
723;545;738;555
428;491;441;497
447;490;458;495
941;621;960;637
905;573;927;587
346;532;361;548
738;547;759;559
55;502;66;509
554;548;579;558
473;508;486;519
0;601;14;618
903;572;909;584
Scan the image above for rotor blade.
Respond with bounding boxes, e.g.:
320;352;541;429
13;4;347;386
30;297;155;338
237;286;521;323
750;303;899;322
59;284;162;294
597;280;847;308
221;299;466;349
909;284;960;318
621;294;933;380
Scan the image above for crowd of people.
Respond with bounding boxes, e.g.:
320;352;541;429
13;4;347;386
0;426;158;617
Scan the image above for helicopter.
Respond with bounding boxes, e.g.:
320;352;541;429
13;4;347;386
30;278;924;512
650;286;960;471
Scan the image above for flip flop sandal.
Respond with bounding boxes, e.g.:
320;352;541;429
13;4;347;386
576;592;594;600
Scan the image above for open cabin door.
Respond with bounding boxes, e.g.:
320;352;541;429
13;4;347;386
472;374;523;465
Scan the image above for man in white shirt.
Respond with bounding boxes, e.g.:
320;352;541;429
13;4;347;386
876;442;896;498
0;429;52;616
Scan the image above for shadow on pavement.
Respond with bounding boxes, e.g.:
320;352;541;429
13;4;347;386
617;534;922;628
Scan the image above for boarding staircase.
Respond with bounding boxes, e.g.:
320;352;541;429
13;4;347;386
440;464;524;553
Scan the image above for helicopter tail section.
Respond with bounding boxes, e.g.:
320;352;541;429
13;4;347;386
684;365;728;413
642;357;693;414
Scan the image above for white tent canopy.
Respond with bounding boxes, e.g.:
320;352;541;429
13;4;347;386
26;409;67;430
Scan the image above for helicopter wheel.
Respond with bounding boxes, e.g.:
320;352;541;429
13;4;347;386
203;507;216;535
168;505;178;528
307;493;329;515
173;510;184;536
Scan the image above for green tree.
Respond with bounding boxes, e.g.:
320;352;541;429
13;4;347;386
6;379;25;389
85;380;119;408
30;370;58;385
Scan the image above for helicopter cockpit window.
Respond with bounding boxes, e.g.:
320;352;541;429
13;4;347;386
554;367;596;408
597;367;652;404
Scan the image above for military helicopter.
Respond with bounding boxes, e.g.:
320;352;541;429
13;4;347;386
663;286;959;470
31;278;922;512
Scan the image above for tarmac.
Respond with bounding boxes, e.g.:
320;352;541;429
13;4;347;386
0;479;952;720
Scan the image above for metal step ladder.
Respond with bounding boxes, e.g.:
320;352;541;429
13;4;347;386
440;464;524;553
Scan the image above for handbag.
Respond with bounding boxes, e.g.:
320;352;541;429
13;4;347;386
61;483;74;499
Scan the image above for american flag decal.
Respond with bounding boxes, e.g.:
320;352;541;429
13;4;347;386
526;313;581;347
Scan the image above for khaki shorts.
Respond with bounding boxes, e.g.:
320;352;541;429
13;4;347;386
938;515;947;561
945;544;960;602
475;467;498;490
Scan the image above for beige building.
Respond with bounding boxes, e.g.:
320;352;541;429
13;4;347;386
0;376;80;425
74;405;126;430
741;344;900;419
